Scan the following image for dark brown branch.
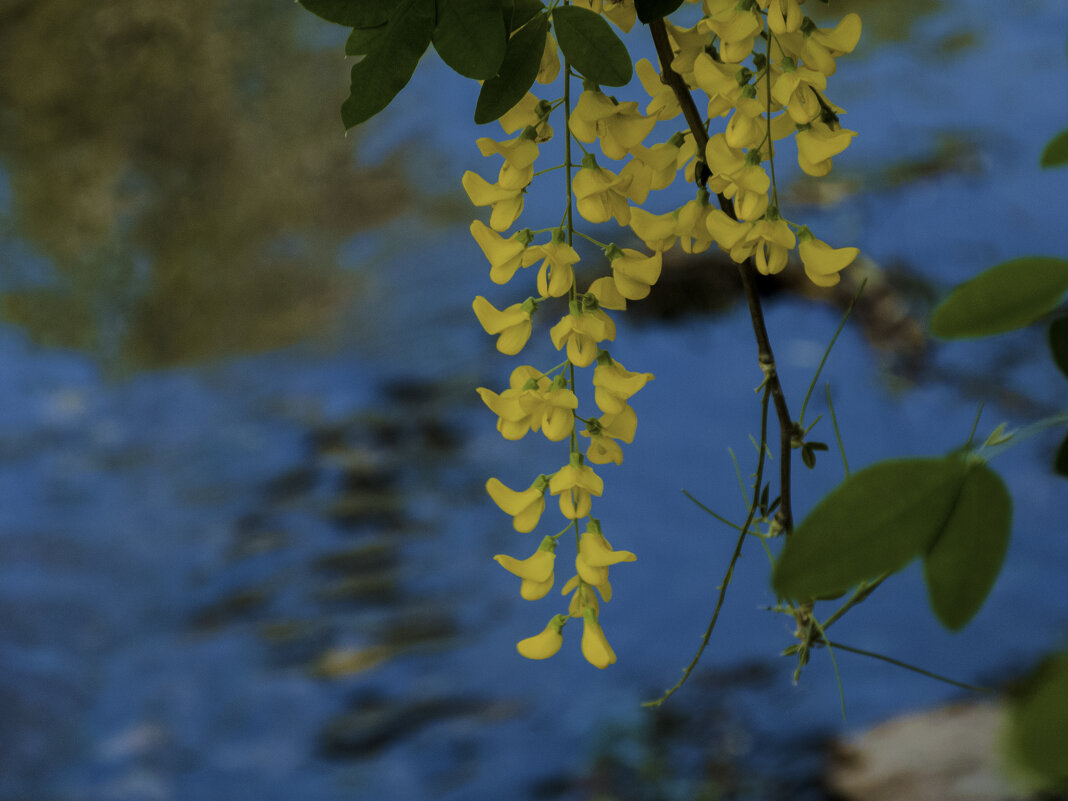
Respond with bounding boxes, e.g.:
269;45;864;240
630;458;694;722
649;18;794;533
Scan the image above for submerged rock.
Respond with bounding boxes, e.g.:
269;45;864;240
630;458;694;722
827;701;1036;801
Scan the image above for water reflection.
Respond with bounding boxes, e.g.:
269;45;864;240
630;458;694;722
0;0;407;369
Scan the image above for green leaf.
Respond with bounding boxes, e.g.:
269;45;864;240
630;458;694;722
550;5;632;87
772;458;969;600
634;0;685;24
923;464;1011;630
507;0;545;31
1049;315;1068;379
1040;129;1068;168
1004;649;1068;793
341;0;434;128
930;256;1068;339
299;0;397;28
433;0;508;80
1056;433;1068;478
474;11;547;124
345;25;385;56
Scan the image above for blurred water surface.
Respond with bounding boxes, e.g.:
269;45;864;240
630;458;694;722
0;0;1066;799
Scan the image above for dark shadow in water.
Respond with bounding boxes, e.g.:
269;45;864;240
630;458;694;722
0;0;408;370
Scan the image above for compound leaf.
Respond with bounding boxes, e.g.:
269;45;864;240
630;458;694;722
772;458;969;600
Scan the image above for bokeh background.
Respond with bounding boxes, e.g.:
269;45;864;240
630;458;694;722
0;0;1065;799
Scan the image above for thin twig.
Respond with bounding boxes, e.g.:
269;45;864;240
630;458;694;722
644;386;772;707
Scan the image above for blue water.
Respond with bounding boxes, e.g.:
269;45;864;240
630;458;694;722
1;1;1066;799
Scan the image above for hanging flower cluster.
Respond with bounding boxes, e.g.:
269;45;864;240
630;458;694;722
464;0;861;668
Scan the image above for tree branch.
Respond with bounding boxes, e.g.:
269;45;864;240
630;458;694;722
649;18;794;533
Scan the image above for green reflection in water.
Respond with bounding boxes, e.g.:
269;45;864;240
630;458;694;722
0;0;408;368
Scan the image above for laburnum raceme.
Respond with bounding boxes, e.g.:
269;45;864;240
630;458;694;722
465;0;862;669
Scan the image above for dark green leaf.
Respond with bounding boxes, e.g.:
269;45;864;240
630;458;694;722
1049;315;1068;379
299;0;397;28
551;6;632;87
772;458;969;600
507;0;545;31
1056;433;1068;478
923;464;1011;630
433;0;507;80
802;445;816;469
1004;650;1068;792
346;25;385;56
474;11;547;124
930;257;1068;339
635;0;685;24
341;0;434;128
1040;129;1068;168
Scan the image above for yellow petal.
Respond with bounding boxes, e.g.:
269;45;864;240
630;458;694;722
581;609;617;668
578;531;637;567
517;618;564;659
494;549;554;582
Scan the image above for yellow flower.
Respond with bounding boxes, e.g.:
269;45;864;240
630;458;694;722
476;131;540;170
472;296;533;355
575;526;636;587
517;615;566;660
582;427;624;465
494;535;557;600
498;92;554;140
767;0;803;34
724;97;766;151
729;163;771;221
704;133;745;194
570;89;655;161
548;453;604;519
580;405;637;464
619;141;679;204
486;475;547;532
798;228;859;287
703;1;762;62
593;354;654;414
743;216;796;275
630;206;679;253
572;0;636;33
470;220;531;284
586;276;628;311
462;167;528;231
562;573;609;617
549;304;617;367
772;66;827;125
608;246;662;301
805;13;863;76
517;374;578;442
581;607;616;668
706;208;751;252
664;19;708;83
796;120;856;177
521;230;580;298
675;194;715;254
693;52;746;119
477;365;552;440
635;58;680;121
574;154;632;226
536;31;560;84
